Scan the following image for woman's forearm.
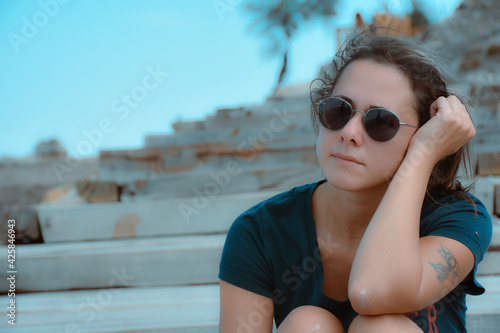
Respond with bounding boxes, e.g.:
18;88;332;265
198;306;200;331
348;152;435;314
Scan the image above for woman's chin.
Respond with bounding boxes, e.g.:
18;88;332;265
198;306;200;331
324;176;391;194
324;176;364;192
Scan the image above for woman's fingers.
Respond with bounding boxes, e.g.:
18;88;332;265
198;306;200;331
409;95;475;164
446;95;476;143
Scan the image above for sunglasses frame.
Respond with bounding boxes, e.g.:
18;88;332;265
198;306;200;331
315;96;418;142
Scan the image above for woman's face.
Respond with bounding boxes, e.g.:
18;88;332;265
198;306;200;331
316;59;419;192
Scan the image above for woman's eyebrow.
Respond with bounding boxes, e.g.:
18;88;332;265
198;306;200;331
334;94;386;110
335;94;354;106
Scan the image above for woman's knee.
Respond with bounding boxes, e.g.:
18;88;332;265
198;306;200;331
348;314;423;333
276;306;345;333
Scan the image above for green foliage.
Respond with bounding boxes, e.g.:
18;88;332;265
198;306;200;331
243;0;338;91
244;0;338;54
409;0;430;26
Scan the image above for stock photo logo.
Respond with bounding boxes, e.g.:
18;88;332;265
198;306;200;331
61;268;135;333
178;107;296;224
51;65;169;182
7;0;71;54
213;0;242;21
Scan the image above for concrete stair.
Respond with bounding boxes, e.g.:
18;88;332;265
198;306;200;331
35;191;280;243
0;234;225;293
3;91;500;332
1;224;499;293
1;276;499;332
0;285;220;333
1;204;499;332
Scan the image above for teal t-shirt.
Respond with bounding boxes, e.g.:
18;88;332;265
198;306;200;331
219;181;492;332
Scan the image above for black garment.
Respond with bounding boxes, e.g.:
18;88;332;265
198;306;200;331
219;181;492;331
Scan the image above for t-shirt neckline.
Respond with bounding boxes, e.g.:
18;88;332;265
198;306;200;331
304;180;352;307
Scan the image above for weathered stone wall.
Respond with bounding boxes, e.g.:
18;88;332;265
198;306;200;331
0;155;97;243
424;0;500;160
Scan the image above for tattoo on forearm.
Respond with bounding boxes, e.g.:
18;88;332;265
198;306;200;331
429;244;460;283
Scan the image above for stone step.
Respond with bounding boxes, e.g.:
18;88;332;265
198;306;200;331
36;190;279;243
469;176;500;217
204;106;310;130
145;114;313;148
99;128;494;186
480;250;500;276
100;136;320;181
481;222;500;277
472;124;500;155
41;164;323;204
98;143;317;183
0;284;220;333
477;151;500;176
1;224;498;294
171;98;312;132
466;275;500;333
36;171;499;244
0;156;98;188
269;81;311;101
0;234;225;293
1;276;499;333
118;164;322;201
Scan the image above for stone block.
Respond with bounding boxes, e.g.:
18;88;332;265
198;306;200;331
99;139;318;183
172;119;206;132
0;285;220;332
76;180;118;203
0;234;225;292
495;185;500;217
36;191;277;242
477;152;500;176
0;205;42;245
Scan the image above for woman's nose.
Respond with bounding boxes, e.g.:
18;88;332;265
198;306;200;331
339;111;365;144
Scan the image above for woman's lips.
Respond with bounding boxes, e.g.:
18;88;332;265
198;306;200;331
333;153;362;165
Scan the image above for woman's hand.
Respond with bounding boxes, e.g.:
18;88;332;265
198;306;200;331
406;96;476;166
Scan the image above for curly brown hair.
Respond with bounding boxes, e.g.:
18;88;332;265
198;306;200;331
310;28;475;201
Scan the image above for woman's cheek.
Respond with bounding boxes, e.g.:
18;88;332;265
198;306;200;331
316;129;332;164
373;146;407;182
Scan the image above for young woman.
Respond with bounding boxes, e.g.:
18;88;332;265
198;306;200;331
218;31;492;332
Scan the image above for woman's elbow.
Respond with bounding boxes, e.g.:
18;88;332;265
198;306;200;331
348;282;414;315
348;281;378;315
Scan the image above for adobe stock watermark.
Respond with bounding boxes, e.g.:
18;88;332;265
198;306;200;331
51;65;169;182
213;0;242;21
178;107;297;224
7;0;71;54
58;268;135;333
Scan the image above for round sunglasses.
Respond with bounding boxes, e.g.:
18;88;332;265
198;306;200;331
316;97;418;142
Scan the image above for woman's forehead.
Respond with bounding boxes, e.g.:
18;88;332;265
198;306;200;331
331;60;417;119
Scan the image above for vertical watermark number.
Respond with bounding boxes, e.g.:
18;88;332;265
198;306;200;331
6;219;17;326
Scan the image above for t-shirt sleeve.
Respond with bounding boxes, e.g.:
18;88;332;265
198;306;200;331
424;194;493;295
219;210;274;298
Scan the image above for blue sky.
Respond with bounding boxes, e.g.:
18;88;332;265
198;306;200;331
0;0;460;158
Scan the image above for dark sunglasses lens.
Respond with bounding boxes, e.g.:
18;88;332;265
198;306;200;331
364;109;400;142
319;98;352;130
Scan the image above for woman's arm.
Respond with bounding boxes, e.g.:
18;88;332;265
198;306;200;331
219;280;274;333
348;96;477;315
